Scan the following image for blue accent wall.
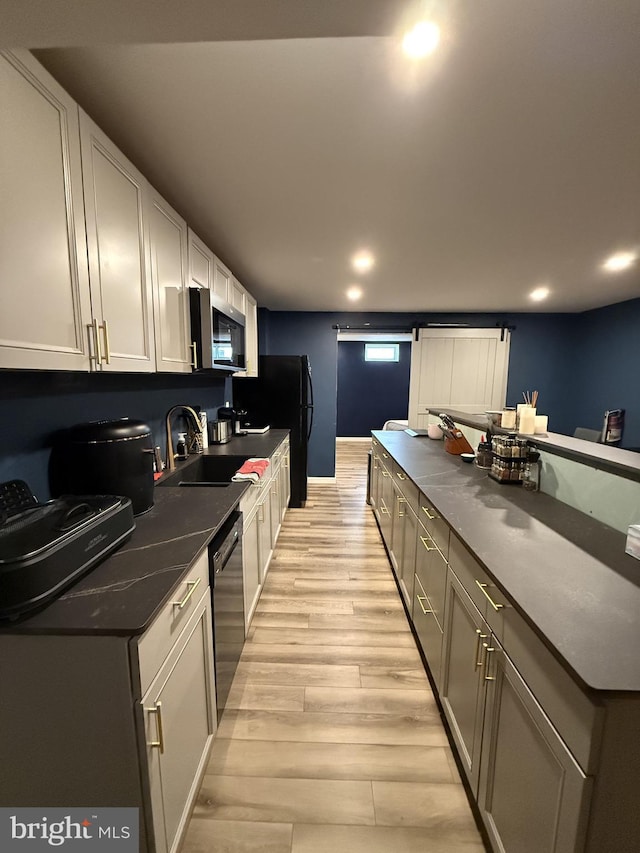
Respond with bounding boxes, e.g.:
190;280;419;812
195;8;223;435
259;303;640;476
337;341;411;435
0;371;229;502
570;298;640;448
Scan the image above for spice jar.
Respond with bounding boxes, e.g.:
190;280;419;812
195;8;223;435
522;449;541;491
475;441;493;469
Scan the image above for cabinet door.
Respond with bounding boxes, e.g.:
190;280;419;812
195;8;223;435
148;190;191;373
478;642;590;853
413;572;444;687
80;111;155;372
242;505;261;631
440;569;490;793
269;467;281;545
242;292;259;377
188;229;213;290
229;276;246;314
143;594;216;853
257;489;272;582
279;447;291;519
212;256;232;303
398;504;417;610
0;50;92;371
378;461;394;548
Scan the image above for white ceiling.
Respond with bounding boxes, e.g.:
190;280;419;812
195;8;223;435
5;0;640;312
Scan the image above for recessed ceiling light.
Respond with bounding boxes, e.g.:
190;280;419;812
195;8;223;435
529;286;550;302
602;251;637;272
347;286;363;301
351;251;375;273
402;21;441;59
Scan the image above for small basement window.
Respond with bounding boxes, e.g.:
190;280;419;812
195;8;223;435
364;343;400;362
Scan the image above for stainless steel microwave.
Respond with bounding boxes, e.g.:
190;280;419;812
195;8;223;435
189;288;246;372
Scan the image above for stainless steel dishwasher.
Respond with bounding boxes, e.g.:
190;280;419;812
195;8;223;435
209;510;244;722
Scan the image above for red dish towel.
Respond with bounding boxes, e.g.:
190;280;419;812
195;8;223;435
232;458;270;482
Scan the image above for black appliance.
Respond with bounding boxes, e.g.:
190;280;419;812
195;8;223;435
233;354;314;507
189;288;246;372
209;511;244;722
0;479;135;620
49;419;155;515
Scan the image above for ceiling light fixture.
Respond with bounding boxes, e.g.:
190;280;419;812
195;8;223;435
402;20;441;59
602;251;637;273
351;251;375;273
529;286;550;302
347;286;363;302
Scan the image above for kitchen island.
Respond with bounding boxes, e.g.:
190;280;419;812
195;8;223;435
0;429;289;853
371;428;640;853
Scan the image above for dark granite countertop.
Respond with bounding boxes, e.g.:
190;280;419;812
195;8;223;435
0;431;289;638
373;429;640;694
431;408;640;482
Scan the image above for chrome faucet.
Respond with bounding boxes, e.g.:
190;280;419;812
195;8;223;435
165;405;203;472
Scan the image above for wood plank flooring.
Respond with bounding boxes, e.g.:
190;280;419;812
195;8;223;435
182;440;485;853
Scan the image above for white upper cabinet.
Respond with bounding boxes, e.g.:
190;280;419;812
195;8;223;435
188;228;213;290
212;256;233;304
0;49;92;370
240;291;259;378
148;189;192;373
79;111;155;372
229;276;246;315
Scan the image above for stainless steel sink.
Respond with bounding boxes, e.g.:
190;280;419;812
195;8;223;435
156;455;249;487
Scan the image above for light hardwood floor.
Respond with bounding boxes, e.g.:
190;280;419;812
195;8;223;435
182;440;486;853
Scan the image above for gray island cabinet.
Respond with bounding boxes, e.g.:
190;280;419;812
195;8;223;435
371;431;640;853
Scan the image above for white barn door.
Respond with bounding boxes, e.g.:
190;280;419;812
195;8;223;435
408;328;510;428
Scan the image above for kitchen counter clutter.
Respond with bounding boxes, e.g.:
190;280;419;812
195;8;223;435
371;428;640;853
0;431;287;636
0;429;290;853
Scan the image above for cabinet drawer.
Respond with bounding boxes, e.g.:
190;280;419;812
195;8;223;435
138;550;209;695
392;461;419;514
447;532;497;619
417;493;450;556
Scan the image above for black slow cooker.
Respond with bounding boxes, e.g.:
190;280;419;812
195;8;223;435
49;419;155;515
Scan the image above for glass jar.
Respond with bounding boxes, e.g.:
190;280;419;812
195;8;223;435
522;451;540;491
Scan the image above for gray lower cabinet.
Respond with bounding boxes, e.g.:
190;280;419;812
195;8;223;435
378;459;394;545
141;593;216;853
478;638;590;853
440;569;490;793
412;516;449;687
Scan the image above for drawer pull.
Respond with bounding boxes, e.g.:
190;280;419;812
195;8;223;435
484;646;496;681
475;580;504;611
420;535;438;552
396;472;406;481
382;471;390;478
190;341;198;369
172;577;201;611
421;506;437;520
416;595;434;615
380;502;389;515
382;453;389;458
146;701;165;753
474;628;489;669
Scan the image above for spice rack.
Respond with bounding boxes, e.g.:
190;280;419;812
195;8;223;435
489;435;529;485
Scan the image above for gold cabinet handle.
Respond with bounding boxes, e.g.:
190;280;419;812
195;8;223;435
421;506;437;520
396;472;406;481
382;453;389;458
100;319;111;364
416;594;434;615
172;577;201;611
382;471;390;478
475;581;504;611
419;535;438;552
190;340;198;369
474;628;489;669
484;646;496;681
380;500;389;515
146;701;165;753
91;318;102;364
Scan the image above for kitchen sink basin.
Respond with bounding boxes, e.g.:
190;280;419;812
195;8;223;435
156;455;250;487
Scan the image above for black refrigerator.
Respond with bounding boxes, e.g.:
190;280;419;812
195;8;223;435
232;355;314;507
